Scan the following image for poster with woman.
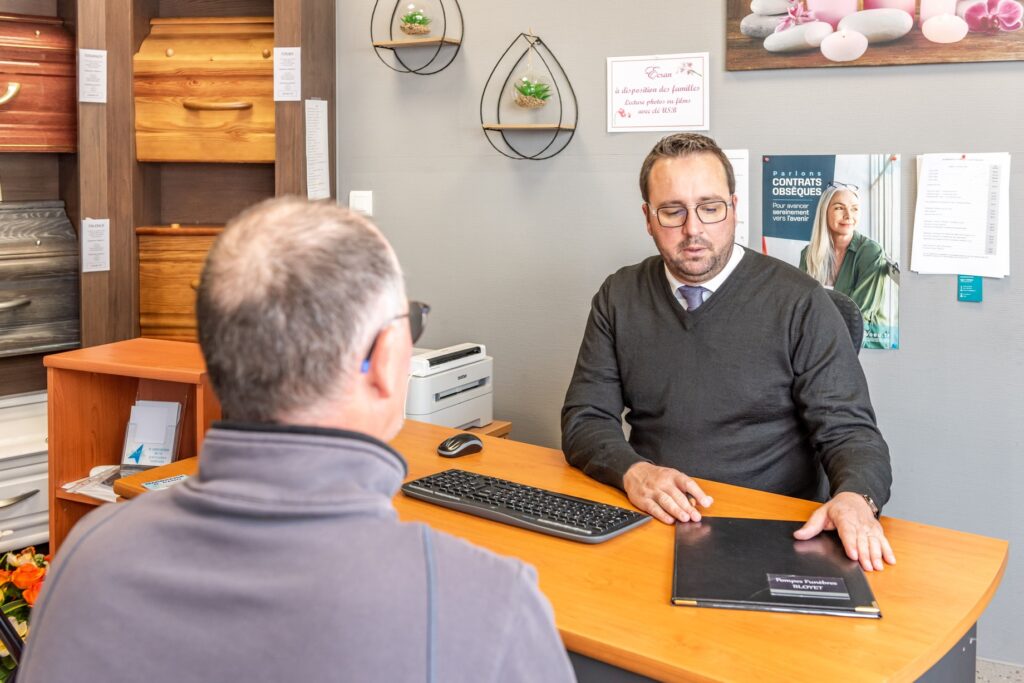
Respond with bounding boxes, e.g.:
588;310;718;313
762;154;900;350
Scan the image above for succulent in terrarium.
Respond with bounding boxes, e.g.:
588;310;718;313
400;4;432;36
513;75;551;109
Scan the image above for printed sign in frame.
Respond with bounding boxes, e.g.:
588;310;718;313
607;52;709;133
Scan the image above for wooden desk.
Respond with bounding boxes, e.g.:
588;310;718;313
116;420;1008;682
467;419;511;439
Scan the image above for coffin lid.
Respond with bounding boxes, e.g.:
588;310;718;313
0;13;74;72
0;201;77;257
135;16;274;75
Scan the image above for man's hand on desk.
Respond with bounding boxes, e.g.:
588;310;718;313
794;492;897;572
623;462;713;524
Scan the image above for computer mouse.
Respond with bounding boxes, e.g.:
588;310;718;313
437;433;483;458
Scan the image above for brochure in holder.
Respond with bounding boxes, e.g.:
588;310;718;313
120;386;188;475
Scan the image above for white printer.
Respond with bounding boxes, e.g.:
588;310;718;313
405;343;493;429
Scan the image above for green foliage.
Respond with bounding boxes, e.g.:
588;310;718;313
514;79;551;101
401;10;431;26
0;656;15;683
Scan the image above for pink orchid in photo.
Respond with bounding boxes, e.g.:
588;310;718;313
964;0;1023;32
775;1;818;33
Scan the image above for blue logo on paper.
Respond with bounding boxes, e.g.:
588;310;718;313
127;444;144;463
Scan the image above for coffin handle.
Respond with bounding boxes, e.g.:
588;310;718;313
0;82;21;106
0;490;38;510
0;297;30;312
182;99;253;111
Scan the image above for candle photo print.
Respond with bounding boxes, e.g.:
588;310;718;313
727;0;1024;69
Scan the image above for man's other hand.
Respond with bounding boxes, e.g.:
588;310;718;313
794;492;896;572
623;462;713;524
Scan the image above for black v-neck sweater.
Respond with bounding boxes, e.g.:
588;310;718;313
561;249;891;507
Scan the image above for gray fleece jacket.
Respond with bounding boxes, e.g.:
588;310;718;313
20;423;575;683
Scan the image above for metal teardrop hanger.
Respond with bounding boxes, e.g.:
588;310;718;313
480;31;578;160
370;0;464;75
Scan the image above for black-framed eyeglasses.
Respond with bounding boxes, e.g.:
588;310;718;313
361;300;430;373
649;200;731;228
827;181;859;191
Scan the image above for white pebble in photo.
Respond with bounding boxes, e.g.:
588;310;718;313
837;9;914;42
741;12;787;38
764;21;834;52
751;0;792;15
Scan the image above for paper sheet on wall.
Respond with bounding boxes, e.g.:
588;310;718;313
81;218;110;272
78;48;107;103
725;149;749;247
911;153;1010;277
304;99;330;200
274;47;301;101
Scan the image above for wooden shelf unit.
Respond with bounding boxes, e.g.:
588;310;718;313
45;337;220;550
72;0;336;349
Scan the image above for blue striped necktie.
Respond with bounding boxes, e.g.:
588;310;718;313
678;285;708;310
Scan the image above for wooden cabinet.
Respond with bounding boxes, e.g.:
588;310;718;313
72;0;335;350
0;200;80;358
44;338;220;551
134;17;275;163
0;1;78;399
126;2;335;343
0;12;76;153
138;226;221;341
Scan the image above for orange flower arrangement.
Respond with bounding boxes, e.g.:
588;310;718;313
0;546;48;679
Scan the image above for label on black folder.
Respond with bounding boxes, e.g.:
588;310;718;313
767;574;850;600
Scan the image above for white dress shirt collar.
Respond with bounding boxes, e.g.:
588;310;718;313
666;244;745;309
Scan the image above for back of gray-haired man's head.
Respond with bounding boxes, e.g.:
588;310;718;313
196;197;405;423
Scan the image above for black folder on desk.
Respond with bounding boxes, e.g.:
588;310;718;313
671;517;881;619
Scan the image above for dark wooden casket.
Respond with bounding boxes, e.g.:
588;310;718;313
0;200;80;357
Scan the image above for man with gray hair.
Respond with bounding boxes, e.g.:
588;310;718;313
20;198;575;683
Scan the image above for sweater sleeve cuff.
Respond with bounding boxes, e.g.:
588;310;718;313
832;483;887;516
572;444;649;491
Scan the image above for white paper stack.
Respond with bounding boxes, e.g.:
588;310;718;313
62;465;121;503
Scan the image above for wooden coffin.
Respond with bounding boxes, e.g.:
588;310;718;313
0;201;80;358
134;17;275;163
0;13;76;153
138;225;223;341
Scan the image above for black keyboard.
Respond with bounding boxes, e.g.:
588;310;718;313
401;469;651;543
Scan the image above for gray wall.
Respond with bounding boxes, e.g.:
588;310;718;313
338;1;1023;664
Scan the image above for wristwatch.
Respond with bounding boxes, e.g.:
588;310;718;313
861;494;880;519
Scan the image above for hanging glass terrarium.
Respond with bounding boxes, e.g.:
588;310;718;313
512;72;550;109
510;40;550;109
398;3;433;36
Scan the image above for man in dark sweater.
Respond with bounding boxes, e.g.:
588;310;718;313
562;134;895;572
